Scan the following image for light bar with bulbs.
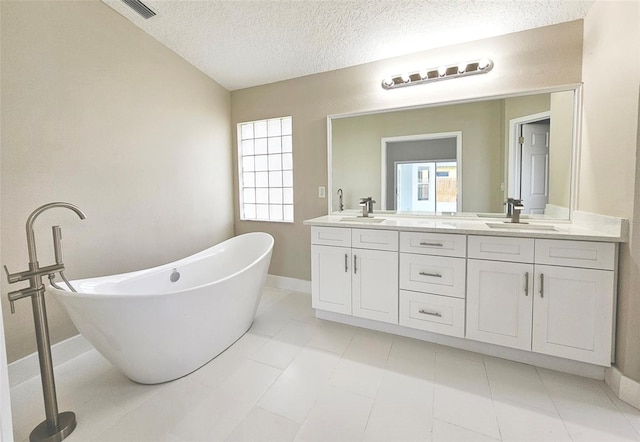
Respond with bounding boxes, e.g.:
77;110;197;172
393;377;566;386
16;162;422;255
381;58;494;90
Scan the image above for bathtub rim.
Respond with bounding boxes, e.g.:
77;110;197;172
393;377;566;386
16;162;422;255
48;232;274;299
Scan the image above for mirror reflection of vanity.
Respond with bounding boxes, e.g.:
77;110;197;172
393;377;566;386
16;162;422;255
328;86;580;220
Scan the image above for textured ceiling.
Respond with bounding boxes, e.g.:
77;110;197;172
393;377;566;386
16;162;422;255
103;0;593;91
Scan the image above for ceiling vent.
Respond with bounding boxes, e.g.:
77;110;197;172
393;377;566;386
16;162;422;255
121;0;156;19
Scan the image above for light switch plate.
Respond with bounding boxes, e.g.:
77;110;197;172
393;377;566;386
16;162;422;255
318;186;326;198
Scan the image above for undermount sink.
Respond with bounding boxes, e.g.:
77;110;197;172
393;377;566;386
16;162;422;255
339;217;386;223
486;222;557;231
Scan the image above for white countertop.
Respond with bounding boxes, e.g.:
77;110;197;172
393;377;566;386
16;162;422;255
303;211;628;243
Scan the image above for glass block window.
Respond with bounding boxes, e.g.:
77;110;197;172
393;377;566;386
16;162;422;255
238;116;294;222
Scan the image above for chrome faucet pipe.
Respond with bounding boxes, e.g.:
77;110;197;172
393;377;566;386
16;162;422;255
337;188;344;212
26;202;86;265
5;202;85;442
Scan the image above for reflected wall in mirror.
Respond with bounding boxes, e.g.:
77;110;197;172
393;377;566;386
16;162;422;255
329;87;577;219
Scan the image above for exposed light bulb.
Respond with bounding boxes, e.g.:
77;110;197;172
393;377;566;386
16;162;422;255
381;58;494;90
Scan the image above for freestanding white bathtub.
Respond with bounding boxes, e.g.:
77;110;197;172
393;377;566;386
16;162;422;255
48;232;274;384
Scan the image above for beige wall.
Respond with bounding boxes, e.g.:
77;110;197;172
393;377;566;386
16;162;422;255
331;101;503;213
549;91;575;208
579;0;640;381
232;21;583;281
1;1;234;362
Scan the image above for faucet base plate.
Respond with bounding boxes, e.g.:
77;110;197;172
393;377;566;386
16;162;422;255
29;411;76;442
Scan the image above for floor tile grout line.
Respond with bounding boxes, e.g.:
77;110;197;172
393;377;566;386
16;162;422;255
360;330;394;440
597;378;640;436
480;354;503;441
534;365;576;440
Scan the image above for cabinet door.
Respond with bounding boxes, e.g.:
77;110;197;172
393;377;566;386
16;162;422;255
352;248;399;324
311;245;352;314
466;259;534;350
532;265;614;365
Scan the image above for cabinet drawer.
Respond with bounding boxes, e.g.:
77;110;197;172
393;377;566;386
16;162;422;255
352;228;398;251
468;235;534;263
400;232;466;257
535;239;615;270
399;290;465;337
311;226;351;247
400;253;466;298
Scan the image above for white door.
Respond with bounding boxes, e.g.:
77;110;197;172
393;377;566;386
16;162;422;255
466;259;534;350
311;245;352;315
352;248;399;324
520;123;550;214
532;265;614;365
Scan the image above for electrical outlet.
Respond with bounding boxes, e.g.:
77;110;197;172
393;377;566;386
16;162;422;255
318;186;326;198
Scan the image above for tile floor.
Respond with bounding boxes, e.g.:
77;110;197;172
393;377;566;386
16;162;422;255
10;287;640;441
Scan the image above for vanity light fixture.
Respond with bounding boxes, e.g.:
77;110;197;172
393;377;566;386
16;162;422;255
381;58;494;90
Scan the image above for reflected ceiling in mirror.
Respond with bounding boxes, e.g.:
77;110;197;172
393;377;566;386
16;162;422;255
329;86;579;220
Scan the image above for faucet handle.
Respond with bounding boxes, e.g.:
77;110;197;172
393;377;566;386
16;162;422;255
7;286;39;314
4;265;20;284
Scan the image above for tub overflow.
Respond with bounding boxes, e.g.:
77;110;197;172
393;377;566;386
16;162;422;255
170;268;180;283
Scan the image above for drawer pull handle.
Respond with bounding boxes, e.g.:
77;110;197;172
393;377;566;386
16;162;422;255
539;273;544;298
418;309;442;317
354;255;358;274
524;272;529;296
419;271;442;278
419;242;443;247
344;253;348;273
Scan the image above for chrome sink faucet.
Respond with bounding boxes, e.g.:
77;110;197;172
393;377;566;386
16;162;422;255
337;188;344;211
359;197;375;217
507;198;524;223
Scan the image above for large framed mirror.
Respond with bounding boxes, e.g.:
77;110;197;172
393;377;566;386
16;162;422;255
328;85;581;219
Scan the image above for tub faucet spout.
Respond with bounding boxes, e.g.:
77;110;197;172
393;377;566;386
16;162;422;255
26;202;86;265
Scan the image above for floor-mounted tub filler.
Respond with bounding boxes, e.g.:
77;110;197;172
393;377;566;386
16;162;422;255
48;232;274;384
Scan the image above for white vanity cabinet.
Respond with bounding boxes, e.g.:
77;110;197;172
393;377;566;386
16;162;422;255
311;226;399;324
398;232;467;337
311;227;352;314
466;235;616;365
466;236;535;350
532;239;616;365
307;215;622;369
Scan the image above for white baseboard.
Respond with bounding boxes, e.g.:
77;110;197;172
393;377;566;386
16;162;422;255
266;274;311;294
606;365;640;410
8;334;92;388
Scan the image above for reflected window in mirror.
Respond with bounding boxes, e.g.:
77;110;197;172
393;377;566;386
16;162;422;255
396;161;458;212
